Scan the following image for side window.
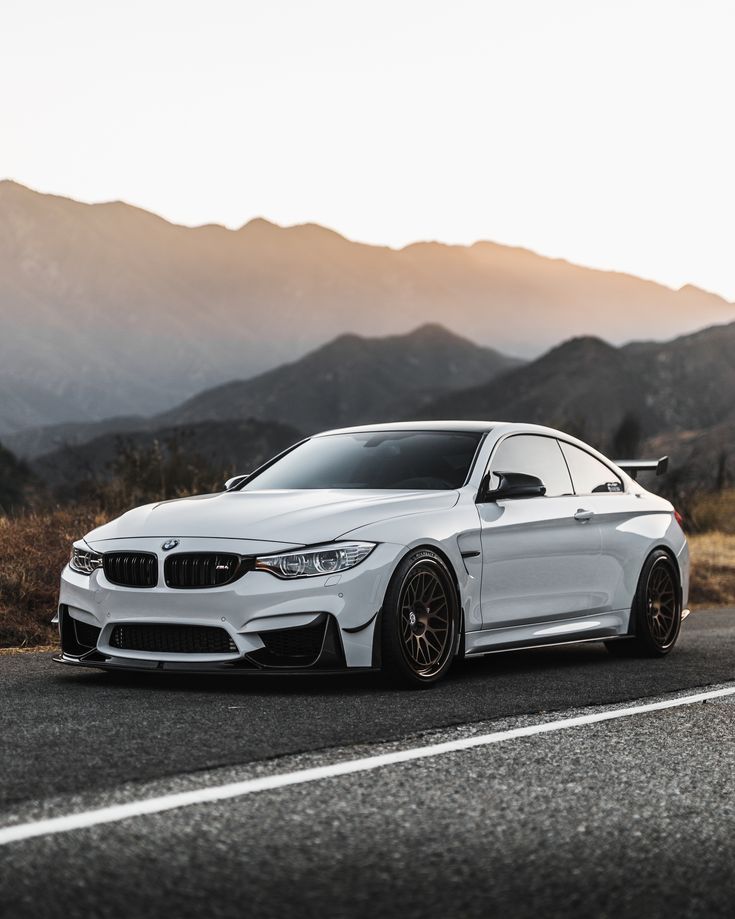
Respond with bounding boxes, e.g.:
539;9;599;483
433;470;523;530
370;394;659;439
488;434;573;497
558;442;623;495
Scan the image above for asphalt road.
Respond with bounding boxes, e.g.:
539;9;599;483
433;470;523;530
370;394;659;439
1;609;734;918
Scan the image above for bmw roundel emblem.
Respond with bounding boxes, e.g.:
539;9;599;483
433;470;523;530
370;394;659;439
161;539;180;551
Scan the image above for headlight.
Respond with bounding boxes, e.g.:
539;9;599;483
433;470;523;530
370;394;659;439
69;545;103;575
255;542;376;579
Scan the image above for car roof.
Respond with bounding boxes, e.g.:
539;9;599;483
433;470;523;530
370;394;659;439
314;420;608;445
315;421;502;436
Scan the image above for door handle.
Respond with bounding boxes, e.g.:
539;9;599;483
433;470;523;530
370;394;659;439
574;508;595;522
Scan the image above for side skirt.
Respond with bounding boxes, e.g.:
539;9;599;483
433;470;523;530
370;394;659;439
464;610;628;656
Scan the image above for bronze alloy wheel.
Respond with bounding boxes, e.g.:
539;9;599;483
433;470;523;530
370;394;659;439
645;561;678;647
606;549;682;658
399;565;452;677
381;549;459;686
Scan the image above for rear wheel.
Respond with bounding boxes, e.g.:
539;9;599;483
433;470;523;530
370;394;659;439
381;548;460;687
606;549;681;658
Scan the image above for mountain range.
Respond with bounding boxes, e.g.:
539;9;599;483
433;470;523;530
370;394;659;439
1;180;733;435
10;319;735;498
9;324;518;464
422;321;735;444
154;323;519;432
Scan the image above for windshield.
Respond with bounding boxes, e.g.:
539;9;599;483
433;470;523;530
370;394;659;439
242;431;484;491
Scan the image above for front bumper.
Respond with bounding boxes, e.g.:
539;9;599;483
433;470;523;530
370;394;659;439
56;539;405;673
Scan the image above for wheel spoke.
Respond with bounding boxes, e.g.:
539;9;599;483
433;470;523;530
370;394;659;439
424;632;442;655
398;565;455;674
646;563;678;645
426;584;444;604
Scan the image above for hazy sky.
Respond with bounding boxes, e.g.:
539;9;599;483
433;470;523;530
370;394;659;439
2;0;734;299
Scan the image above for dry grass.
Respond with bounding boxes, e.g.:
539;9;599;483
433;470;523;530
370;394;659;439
688;531;735;607
1;507;734;650
0;506;106;647
686;489;735;534
0;644;58;654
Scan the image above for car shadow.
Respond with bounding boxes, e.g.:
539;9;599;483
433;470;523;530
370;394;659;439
51;640;620;699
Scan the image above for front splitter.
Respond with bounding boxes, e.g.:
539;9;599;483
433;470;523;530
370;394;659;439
53;652;375;677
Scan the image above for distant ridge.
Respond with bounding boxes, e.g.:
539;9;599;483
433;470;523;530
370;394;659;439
1;180;732;433
420;320;735;450
155;322;521;433
14;319;735;496
8;324;520;458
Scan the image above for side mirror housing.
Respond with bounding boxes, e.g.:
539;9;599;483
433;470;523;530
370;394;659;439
479;471;546;502
224;474;249;491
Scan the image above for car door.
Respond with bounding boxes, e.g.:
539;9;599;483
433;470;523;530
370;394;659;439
478;433;603;627
557;440;641;613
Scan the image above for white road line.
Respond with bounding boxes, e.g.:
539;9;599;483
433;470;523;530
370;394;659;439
2;684;734;846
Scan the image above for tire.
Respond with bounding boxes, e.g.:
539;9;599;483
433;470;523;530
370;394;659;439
605;549;682;658
380;548;460;687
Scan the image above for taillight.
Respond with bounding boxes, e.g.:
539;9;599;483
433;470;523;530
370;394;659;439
674;509;684;528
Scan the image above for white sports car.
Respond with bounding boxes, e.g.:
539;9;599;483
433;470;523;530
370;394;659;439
56;422;689;686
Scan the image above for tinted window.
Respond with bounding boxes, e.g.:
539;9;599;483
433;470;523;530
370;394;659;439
559;442;623;494
488;434;573;497
242;431;483;490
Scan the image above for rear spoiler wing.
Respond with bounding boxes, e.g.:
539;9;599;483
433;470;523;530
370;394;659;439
614;456;669;479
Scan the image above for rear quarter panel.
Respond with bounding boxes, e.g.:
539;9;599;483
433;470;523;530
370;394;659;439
593;490;688;617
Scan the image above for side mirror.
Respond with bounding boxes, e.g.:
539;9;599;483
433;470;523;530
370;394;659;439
479;471;546;502
224;474;249;491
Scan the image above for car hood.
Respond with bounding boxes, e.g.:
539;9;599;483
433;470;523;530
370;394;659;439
85;489;460;546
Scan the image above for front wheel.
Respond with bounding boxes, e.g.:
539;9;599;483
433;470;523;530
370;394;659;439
606;549;682;658
380;548;460;687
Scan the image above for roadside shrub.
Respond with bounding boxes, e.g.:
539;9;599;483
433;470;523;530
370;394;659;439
688;532;735;607
685;488;735;535
0;443;34;514
0;506;105;647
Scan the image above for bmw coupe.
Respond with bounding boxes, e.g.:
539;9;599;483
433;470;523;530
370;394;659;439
56;422;689;686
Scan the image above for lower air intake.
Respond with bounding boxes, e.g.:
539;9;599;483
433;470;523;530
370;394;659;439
259;619;326;663
110;624;237;654
74;619;101;649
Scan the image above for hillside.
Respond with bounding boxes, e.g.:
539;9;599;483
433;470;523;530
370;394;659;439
421;321;735;450
1;180;732;434
155;323;520;433
644;420;735;496
8;324;520;458
5;415;146;462
33;418;301;497
18;320;735;498
0;443;32;513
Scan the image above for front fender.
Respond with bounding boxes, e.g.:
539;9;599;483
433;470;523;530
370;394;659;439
340;497;483;631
